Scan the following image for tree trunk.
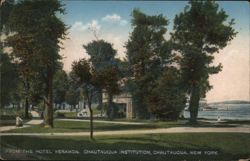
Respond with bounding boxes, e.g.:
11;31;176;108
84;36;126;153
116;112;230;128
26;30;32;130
108;94;114;120
17;103;20;111
44;69;54;128
88;101;94;140
99;89;103;116
134;91;148;119
24;78;30;119
189;84;201;123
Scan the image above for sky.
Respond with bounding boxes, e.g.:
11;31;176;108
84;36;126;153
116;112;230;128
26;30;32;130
59;1;250;103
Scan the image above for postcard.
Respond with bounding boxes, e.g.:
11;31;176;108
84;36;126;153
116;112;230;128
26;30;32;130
0;0;249;160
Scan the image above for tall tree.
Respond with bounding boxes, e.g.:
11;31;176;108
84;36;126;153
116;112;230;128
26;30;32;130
171;1;237;123
125;9;170;119
0;0;17;108
53;69;69;109
83;40;117;116
71;59;99;140
6;0;67;126
7;35;37;118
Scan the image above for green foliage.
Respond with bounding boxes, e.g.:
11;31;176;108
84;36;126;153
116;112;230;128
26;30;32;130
147;68;186;120
0;108;32;120
65;86;79;106
0;51;19;107
53;69;69;105
0;0;15;33
172;0;237;92
83;40;117;71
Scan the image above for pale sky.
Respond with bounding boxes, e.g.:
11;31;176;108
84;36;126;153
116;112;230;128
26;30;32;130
59;1;250;103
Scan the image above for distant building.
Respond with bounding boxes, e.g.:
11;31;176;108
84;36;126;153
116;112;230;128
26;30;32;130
102;92;134;119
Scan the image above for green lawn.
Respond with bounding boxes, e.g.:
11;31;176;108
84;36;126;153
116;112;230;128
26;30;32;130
1;133;249;160
3;119;237;133
2;120;160;133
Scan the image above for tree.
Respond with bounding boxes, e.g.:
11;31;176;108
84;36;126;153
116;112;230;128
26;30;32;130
171;1;237;123
29;72;45;108
65;86;79;111
125;9;171;119
6;0;67;126
71;59;99;140
147;67;186;120
83;40;117;116
0;0;15;34
53;69;69;109
0;0;19;108
95;66;121;119
0;51;19;107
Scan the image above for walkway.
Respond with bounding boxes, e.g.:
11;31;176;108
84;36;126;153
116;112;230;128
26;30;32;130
0;111;43;132
1;126;249;136
30;111;40;118
58;118;146;125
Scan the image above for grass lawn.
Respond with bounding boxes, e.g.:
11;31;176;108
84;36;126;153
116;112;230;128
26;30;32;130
2;120;160;133
1;133;249;160
0;119;32;126
3;119;237;133
55;111;77;118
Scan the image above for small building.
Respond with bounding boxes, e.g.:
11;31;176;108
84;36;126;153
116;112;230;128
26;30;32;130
102;92;134;119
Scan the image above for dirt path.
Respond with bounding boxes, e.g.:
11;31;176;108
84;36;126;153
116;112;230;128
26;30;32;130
0;111;43;132
0;125;29;132
0;120;44;132
57;118;146;125
1;127;249;136
30;111;40;118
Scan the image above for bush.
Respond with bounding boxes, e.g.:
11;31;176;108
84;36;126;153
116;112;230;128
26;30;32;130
55;112;65;118
147;68;186;120
0;108;32;120
0;115;16;120
18;111;32;119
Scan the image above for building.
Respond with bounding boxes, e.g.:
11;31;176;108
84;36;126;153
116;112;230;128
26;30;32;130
102;92;134;119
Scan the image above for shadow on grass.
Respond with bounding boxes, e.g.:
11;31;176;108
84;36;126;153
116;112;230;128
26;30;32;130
1;134;249;160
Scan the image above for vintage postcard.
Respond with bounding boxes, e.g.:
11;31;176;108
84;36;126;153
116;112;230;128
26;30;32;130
0;0;249;160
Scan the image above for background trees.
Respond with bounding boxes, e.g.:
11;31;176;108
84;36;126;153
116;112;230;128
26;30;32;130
171;1;237;123
0;52;19;108
96;66;121;119
147;67;186;120
5;0;67;126
53;69;69;109
65;86;79;111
